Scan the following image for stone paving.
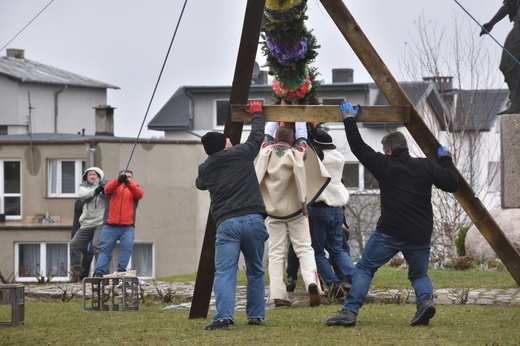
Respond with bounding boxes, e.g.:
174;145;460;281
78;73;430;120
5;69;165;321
21;280;520;310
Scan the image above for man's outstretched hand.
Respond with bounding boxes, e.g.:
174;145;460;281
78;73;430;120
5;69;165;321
479;23;493;36
437;145;453;159
245;101;263;116
340;102;360;119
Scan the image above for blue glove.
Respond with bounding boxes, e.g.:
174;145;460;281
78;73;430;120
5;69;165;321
437;145;452;159
340;102;360;119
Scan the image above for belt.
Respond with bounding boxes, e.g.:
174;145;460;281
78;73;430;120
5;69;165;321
311;201;330;208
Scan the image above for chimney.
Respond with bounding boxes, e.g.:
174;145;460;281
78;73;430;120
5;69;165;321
332;68;354;83
422;76;454;92
6;48;25;59
253;71;268;85
94;105;115;136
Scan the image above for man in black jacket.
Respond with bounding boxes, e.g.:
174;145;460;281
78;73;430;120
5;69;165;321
325;102;459;328
196;101;269;330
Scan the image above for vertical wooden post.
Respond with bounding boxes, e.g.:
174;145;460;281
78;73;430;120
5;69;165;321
189;0;266;319
319;0;520;285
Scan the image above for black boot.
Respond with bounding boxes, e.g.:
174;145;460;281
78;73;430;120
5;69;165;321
411;299;436;326
286;277;297;292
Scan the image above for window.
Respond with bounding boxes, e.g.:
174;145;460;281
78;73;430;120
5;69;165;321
488;161;500;192
1;160;21;219
48;159;85;197
216;100;229;127
342;163;359;188
342;162;379;192
321;98;345;106
15;243;69;282
216;99;258;127
106;243;154;278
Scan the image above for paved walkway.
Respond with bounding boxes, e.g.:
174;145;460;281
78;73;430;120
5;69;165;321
22;280;520;310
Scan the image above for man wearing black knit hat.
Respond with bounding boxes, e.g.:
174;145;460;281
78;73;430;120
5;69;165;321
196;101;269;331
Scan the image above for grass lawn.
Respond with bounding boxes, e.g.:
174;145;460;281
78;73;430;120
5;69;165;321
1;267;519;345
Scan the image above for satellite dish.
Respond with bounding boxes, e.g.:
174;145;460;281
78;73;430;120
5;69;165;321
252;62;260;79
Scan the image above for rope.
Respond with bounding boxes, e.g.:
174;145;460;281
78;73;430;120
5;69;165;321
123;0;189;173
453;0;520;66
1;0;56;52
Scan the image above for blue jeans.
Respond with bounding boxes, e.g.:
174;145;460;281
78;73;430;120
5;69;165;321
309;206;355;285
212;214;269;323
343;230;433;314
94;225;135;274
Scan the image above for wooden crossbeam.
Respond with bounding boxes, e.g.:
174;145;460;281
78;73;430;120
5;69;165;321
230;105;410;123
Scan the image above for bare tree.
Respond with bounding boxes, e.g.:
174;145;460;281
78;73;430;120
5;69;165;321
398;13;505;262
345;194;380;260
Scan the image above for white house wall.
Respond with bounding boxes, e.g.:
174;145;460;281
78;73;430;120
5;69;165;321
0;77;24;133
0;78;107;135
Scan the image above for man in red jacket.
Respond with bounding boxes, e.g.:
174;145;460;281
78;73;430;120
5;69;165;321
93;169;144;276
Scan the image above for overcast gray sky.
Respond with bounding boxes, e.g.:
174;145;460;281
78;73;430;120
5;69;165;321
1;1;509;138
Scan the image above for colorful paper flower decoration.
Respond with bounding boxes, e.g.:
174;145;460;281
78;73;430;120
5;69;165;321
262;0;321;105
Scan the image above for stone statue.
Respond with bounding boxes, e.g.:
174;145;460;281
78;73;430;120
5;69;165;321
480;0;520;114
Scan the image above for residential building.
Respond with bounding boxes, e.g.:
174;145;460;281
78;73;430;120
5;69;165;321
0;49;207;282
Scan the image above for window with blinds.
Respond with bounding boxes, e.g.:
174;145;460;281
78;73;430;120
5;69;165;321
48;159;85;197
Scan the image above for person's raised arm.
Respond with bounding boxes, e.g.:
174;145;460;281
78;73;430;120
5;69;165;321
480;3;510;36
243;101;266;156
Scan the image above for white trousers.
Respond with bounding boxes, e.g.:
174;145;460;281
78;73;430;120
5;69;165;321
266;214;321;300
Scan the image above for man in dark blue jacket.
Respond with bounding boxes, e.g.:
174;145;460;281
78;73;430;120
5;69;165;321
196;101;269;330
325;102;459;328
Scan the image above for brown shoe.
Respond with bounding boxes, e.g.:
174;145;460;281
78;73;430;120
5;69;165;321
308;283;321;307
274;299;291;307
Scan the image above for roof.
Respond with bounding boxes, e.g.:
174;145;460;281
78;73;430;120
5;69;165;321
0;133;194;145
147;82;372;131
0;56;119;89
373;81;433;106
451;89;508;131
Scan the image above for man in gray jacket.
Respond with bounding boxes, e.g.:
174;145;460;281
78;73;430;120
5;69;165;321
69;167;107;282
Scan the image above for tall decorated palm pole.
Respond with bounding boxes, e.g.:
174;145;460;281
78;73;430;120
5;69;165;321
262;0;322;109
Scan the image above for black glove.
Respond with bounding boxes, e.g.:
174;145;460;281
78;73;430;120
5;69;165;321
118;174;129;185
94;184;105;195
479;23;493;36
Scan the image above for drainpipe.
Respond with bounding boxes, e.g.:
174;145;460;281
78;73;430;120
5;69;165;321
54;85;67;133
88;147;96;168
185;88;195;131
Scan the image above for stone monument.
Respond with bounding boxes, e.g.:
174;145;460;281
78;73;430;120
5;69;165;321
465;114;520;261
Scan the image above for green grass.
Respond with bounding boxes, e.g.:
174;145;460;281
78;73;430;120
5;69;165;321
161;265;518;290
2;301;519;345
1;267;518;345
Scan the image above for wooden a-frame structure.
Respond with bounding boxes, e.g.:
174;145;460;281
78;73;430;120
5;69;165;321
189;0;520;319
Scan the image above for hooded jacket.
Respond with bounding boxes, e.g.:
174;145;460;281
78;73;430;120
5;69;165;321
103;176;144;226
78;167;107;228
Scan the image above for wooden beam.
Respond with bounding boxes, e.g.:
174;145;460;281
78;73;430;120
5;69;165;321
231;105;410;123
320;0;520;285
189;0;266;320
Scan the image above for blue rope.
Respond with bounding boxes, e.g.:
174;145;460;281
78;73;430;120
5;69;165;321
453;0;520;66
124;0;189;173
